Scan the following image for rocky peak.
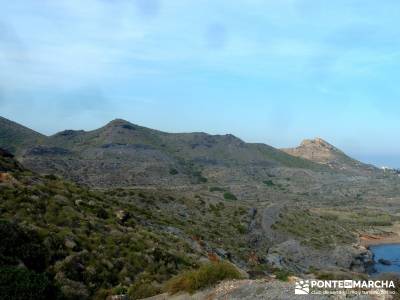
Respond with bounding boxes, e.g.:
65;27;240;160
106;119;133;127
299;138;342;153
282;138;377;174
282;138;346;163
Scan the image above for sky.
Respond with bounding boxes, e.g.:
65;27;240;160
1;1;400;167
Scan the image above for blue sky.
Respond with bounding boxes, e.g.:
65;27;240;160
1;1;400;167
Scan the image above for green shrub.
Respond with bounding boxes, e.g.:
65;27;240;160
111;285;127;295
164;261;242;294
0;220;48;272
96;208;109;219
198;176;208;183
44;174;58;181
0;267;60;300
235;224;247;234
192;171;208;183
209;187;226;192
223;192;237;201
263;180;275;187
169;168;179;175
274;269;292;281
128;282;160;299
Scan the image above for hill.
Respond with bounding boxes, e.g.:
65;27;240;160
0;116;46;154
282;138;378;175
0;117;326;188
0;147;386;300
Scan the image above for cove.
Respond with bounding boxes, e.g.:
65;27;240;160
370;243;400;274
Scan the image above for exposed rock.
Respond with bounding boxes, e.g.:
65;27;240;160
378;258;392;266
265;253;284;269
64;238;77;250
351;248;374;273
26;146;72;156
0;148;14;158
215;248;232;260
107;295;129;300
0;173;17;184
115;210;130;223
75;199;84;206
265;240;370;274
164;226;182;236
282;138;378;174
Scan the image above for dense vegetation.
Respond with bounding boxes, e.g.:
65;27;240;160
0;157;255;299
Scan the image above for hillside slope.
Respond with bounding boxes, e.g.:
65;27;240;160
0;148;384;299
0;148;254;299
0;116;46;154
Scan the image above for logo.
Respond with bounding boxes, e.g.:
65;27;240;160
294;279;396;296
295;280;310;295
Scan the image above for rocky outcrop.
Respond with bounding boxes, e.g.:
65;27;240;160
378;258;392;266
350;246;375;273
265;240;374;274
0;147;24;173
282;138;378;174
26;146;72;156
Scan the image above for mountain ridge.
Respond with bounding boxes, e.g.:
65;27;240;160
0;116;380;189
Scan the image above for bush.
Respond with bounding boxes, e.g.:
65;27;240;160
111;285;128;295
96;208;109;219
209;187;226;192
169;168;179;175
223;192;237;201
274;269;292;281
263;180;275;187
164;261;242;294
128;282;160;300
0;267;60;300
0;220;48;272
192;171;208;183
44;174;58;181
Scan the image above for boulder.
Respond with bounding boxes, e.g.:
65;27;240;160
64;238;77;250
265;253;284;269
115;210;130;223
378;258;392;266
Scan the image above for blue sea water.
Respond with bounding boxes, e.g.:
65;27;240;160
370;244;400;274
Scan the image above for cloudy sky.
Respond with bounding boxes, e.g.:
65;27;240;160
1;0;400;167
